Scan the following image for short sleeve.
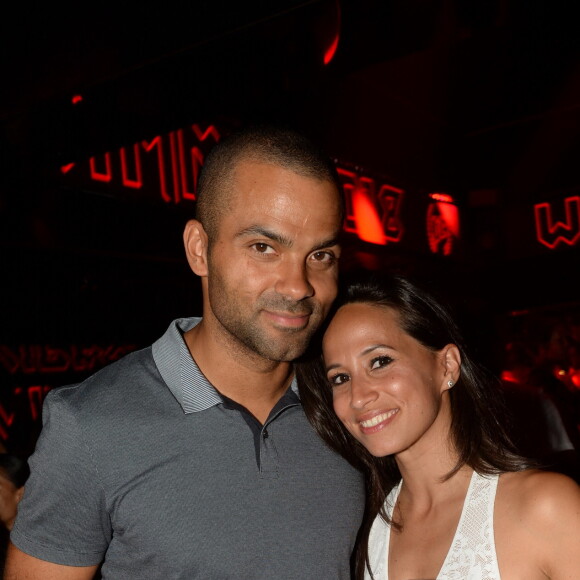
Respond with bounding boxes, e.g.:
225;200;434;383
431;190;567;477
10;387;111;566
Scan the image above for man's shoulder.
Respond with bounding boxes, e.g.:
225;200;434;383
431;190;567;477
46;344;158;413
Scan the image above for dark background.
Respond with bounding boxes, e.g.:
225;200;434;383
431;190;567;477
1;0;579;457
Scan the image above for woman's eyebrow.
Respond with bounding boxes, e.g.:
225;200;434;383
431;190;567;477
324;345;391;372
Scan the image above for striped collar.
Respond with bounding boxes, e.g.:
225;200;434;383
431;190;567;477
152;317;299;414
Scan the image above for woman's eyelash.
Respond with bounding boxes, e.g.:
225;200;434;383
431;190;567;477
371;355;392;369
329;372;349;386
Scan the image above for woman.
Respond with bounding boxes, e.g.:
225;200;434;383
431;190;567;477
297;273;580;580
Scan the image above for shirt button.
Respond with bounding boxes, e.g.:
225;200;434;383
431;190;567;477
263;429;269;439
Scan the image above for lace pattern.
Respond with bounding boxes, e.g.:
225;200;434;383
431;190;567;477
365;471;501;580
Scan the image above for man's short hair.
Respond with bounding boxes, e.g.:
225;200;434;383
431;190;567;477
195;125;344;241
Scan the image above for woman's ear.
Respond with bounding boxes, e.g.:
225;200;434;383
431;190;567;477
183;219;209;277
16;486;25;504
440;344;461;392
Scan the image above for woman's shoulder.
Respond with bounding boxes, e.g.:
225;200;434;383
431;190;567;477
495;470;580;577
498;469;579;516
496;469;580;533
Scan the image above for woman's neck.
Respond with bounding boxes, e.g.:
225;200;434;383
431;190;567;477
393;396;468;508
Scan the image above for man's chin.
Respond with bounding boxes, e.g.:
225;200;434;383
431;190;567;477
258;337;311;363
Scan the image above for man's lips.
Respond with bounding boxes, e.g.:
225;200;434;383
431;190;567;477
358;409;399;433
263;310;311;328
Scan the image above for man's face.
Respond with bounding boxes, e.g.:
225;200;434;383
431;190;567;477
205;159;342;362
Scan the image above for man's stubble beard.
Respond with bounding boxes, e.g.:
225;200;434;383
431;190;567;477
206;266;324;363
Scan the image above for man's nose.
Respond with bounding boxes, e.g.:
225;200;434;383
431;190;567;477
275;259;314;301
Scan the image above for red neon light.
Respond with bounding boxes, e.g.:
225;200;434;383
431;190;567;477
72;95;83;105
337;168;405;245
0;344;136;375
437;203;460;237
0;386;53;439
426;201;460;256
0;404;15;440
378;184;405;243
323;0;341;65
90;153;113;182
120;144;143;189
352;188;385;244
324;33;340;65
179;124;220;201
27;385;52;421
508;309;530;317
429;192;455;203
337;167;358;234
500;370;519;384
141;136;172;203
74;125;220;205
534;195;580;249
178;130;202;201
191;124;220;142
169;131;182;204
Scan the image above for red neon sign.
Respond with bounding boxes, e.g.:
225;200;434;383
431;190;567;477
0;344;137;375
90;152;113;182
0;386;52;440
0;344;137;442
62;124;220;205
0;404;15;440
120;144;143;188
58;123;465;255
534;195;580;249
426;194;460;256
338;168;405;245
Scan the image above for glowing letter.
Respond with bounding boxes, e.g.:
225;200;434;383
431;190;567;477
535;196;580;249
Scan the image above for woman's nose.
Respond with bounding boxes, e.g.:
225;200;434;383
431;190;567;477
349;377;378;410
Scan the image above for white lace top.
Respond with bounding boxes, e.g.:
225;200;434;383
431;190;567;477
365;470;501;580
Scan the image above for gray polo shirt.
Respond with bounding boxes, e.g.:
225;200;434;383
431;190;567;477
12;318;365;579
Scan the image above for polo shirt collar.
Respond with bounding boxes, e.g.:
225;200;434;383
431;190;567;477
152;317;299;414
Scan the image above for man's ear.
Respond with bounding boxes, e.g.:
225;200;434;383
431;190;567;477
183;219;209;277
440;344;461;392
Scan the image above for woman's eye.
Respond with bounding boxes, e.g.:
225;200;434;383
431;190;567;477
329;373;350;386
370;355;392;370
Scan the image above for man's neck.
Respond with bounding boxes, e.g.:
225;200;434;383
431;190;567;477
183;320;294;424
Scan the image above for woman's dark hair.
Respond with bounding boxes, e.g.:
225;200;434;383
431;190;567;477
0;454;30;488
296;272;531;579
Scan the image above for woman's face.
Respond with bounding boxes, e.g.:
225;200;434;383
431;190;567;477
322;302;458;459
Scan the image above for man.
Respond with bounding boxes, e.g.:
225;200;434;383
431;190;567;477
6;127;365;579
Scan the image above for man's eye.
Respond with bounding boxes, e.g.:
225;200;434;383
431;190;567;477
328;372;350;386
252;243;274;254
310;251;335;263
370;356;392;370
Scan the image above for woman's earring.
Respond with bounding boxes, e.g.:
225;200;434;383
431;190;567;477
448;380;454;388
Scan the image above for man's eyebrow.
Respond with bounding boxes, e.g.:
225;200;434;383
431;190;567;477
312;236;341;251
235;227;341;251
235;226;293;247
